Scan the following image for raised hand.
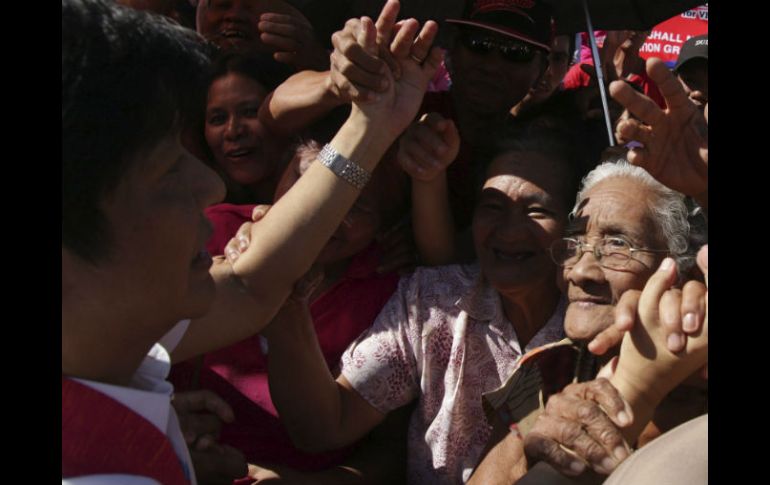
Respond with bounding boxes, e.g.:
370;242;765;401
610;58;708;207
589;264;706;356
258;9;330;71
329;0;443;137
329;0;401;103
610;257;708;418
398;112;460;182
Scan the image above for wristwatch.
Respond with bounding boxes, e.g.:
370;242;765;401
318;143;371;190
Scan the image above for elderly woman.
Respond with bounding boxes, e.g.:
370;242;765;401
241;121;581;484
469;158;707;484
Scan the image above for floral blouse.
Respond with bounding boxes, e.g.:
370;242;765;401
341;264;566;484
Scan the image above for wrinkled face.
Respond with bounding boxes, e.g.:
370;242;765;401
677;59;708;109
473;151;569;295
205;73;276;187
525;35;571;105
93;131;225;328
273;147;381;265
562;177;667;341
450;27;546;116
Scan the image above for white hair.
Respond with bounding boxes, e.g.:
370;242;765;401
571;159;696;271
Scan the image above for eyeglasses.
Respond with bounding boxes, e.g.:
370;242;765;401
549;237;669;270
459;33;538;63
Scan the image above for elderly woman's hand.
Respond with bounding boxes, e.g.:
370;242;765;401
523;378;633;477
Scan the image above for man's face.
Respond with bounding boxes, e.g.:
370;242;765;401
450;27;546;116
562;177;668;342
523;35;571;105
82;132;225;333
473;151;569;296
677;58;708;109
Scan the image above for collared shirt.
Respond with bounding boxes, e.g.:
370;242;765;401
63;321;195;485
340;264;566;484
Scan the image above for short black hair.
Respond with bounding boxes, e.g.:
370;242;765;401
207;50;288;93
62;0;211;263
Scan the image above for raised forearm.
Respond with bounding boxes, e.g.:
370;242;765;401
411;174;456;265
609;373;665;445
259;70;347;138
232;111;393;321
261;302;383;452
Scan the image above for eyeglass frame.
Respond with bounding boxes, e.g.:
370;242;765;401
458;31;540;63
549;236;670;270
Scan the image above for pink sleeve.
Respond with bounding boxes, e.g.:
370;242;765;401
340;276;421;414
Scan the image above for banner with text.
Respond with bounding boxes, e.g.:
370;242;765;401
639;4;708;66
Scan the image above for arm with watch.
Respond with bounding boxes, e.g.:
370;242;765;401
172;1;443;364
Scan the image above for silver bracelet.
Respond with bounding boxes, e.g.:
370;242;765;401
318;143;371;190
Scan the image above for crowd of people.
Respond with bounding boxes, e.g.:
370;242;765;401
62;0;708;484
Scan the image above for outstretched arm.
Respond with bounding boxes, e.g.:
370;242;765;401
398;112;459;265
173;0;442;364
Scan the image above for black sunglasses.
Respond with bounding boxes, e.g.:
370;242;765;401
460;33;538;63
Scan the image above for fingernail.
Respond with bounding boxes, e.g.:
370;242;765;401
683;312;698;332
226;248;238;262
659;257;674;271
253;209;265;219
570;461;585;474
667;333;683;351
616;411;630;427
614;446;629;461
601;457;616;472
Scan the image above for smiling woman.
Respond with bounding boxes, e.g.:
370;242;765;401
203;52;289;204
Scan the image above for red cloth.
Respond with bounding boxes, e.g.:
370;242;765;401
62;376;190;485
205;203;258;256
172;205;400;470
562;62;666;109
